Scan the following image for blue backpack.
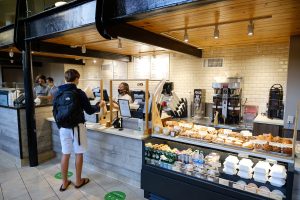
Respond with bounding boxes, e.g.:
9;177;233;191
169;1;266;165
53;89;83;129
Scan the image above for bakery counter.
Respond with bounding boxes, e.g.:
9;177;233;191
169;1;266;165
47;118;148;187
152;134;294;164
0;105;55;166
253;115;284;136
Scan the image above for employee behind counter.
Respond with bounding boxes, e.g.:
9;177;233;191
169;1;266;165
34;74;51;105
112;82;134;109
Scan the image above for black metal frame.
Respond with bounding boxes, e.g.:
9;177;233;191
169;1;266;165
142;137;294;200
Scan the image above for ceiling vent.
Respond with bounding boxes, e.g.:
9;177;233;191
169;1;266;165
203;58;224;68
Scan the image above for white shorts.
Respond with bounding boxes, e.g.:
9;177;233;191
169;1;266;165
59;123;88;154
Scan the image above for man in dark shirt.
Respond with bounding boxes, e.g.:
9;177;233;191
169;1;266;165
55;69;106;191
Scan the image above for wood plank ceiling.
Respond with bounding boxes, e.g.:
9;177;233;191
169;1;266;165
128;0;300;48
44;25;168;57
4;0;299;61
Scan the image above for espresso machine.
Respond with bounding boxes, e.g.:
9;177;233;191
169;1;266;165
212;78;242;124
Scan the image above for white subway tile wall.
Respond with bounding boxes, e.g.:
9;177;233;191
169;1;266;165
170;43;289;113
65;42;289;113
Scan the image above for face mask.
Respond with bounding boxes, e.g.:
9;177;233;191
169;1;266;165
118;89;123;95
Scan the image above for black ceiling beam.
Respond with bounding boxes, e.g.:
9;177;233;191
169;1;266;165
0;51;84;65
96;0;209;57
32;42;132;62
24;0;96;41
105;23;202;57
100;0;223;23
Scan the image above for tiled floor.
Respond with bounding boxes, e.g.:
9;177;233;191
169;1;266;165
0;151;146;200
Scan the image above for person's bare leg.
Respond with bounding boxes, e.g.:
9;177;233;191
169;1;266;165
75;153;83;185
61;154;71;187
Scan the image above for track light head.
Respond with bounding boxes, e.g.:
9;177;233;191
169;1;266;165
214;25;219;39
9;49;14;58
183;29;189;43
81;45;86;54
118;38;122;49
82;59;86;64
248;20;254;36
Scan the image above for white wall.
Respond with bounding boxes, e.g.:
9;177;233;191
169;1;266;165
35;63;65;86
168;43;289;114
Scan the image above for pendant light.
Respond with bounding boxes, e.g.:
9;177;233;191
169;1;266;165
81;45;86;54
248;20;254;36
183;29;189;43
118;38;122;49
9;49;14;58
214;25;219;39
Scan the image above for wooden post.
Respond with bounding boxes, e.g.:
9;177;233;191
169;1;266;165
145;79;149;135
109;80;113;126
99;79;104;124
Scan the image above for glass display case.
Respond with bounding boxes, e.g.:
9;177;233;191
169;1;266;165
0;82;25;107
141;133;294;200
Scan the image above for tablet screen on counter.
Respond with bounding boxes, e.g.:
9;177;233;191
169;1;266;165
118;99;131;118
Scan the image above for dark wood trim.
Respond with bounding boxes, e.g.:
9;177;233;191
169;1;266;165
0;24;14;32
33;42;132;62
0;51;84;65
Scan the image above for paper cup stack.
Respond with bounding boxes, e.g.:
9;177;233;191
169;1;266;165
253;161;271;183
269;164;287;187
223;155;239;175
238;158;254;179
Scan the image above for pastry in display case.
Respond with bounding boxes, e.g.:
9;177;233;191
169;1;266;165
144;121;295;200
143;137;294;200
154;120;294;158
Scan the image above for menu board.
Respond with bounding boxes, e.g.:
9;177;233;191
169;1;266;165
113;61;128;79
132;54;170;80
150;54;170;80
133;56;151;79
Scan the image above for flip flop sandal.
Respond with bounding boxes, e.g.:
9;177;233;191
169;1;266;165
75;178;90;189
59;180;72;192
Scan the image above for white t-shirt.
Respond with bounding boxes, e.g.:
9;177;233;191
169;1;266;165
114;94;133;103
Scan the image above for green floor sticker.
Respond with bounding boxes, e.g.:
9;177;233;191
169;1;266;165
104;191;126;200
54;171;73;179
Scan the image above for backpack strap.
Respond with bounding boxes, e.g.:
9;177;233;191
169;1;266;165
71;126;81;146
77;125;81;146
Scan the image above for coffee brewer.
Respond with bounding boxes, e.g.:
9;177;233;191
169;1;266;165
212;78;242;124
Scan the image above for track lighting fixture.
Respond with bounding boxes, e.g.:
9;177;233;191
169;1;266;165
214;25;219;39
118;38;122;49
10;60;14;64
183;29;189;43
81;45;86;54
9;49;14;58
248;20;254;36
82;59;86;64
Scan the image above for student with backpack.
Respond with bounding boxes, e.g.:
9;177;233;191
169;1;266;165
53;69;106;191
